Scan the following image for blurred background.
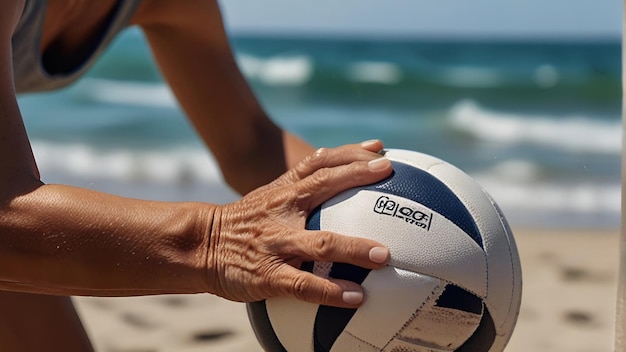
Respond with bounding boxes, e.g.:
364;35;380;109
18;0;622;230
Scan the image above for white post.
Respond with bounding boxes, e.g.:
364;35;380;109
615;3;626;350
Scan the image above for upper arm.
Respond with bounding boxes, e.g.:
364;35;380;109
0;0;42;197
0;0;24;93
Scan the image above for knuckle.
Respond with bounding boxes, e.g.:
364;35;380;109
302;147;327;165
290;273;310;300
294;171;331;207
310;167;332;187
292;162;309;180
311;147;329;163
302;148;329;170
312;232;334;258
290;273;332;304
342;240;358;259
318;283;332;304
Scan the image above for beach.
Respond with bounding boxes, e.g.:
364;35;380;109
507;228;618;352
73;227;620;352
17;30;620;352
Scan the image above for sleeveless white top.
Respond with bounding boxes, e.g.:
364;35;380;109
11;0;141;93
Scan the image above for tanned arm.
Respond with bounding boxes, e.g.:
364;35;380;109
0;0;391;308
131;0;315;195
0;0;211;296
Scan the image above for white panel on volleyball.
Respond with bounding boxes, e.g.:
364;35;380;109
266;297;318;351
330;267;443;351
414;155;522;351
323;189;487;298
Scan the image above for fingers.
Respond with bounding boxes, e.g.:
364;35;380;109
278;266;368;308
291;230;389;270
360;139;384;153
287;140;386;183
293;155;392;211
212;140;392;308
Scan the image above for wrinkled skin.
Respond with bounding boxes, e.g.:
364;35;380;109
207;142;392;308
0;0;394;349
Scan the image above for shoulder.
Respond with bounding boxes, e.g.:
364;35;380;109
0;0;25;76
0;0;26;38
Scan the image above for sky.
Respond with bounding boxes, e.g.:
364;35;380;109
218;0;622;39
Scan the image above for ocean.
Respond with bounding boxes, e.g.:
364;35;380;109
17;28;621;229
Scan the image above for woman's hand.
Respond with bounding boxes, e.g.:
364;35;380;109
204;140;392;308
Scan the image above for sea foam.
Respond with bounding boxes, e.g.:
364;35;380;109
449;100;621;154
346;61;403;84
236;54;313;86
32;142;222;184
78;79;177;108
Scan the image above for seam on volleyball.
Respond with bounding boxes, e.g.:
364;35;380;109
423;161;445;172
389;262;486;300
389;155;445;173
415;158;488;298
381;283;445;351
484;189;518;331
424;161;485;250
342;329;380;350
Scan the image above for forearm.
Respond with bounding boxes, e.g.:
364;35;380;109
0;183;212;296
134;2;315;194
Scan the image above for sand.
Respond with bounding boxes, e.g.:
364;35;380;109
506;228;619;352
73;227;621;352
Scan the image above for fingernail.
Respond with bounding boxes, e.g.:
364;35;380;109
342;290;364;305
361;139;380;148
369;247;389;263
368;157;390;171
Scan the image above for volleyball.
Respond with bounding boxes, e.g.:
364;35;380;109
247;149;522;352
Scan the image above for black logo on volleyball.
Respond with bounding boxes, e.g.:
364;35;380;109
373;195;433;230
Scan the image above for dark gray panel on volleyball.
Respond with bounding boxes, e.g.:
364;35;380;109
246;301;287;352
303;207;372;352
456;306;496;352
312;263;371;352
435;284;483;315
369;161;483;249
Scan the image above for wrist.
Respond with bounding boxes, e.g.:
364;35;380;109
189;202;219;294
